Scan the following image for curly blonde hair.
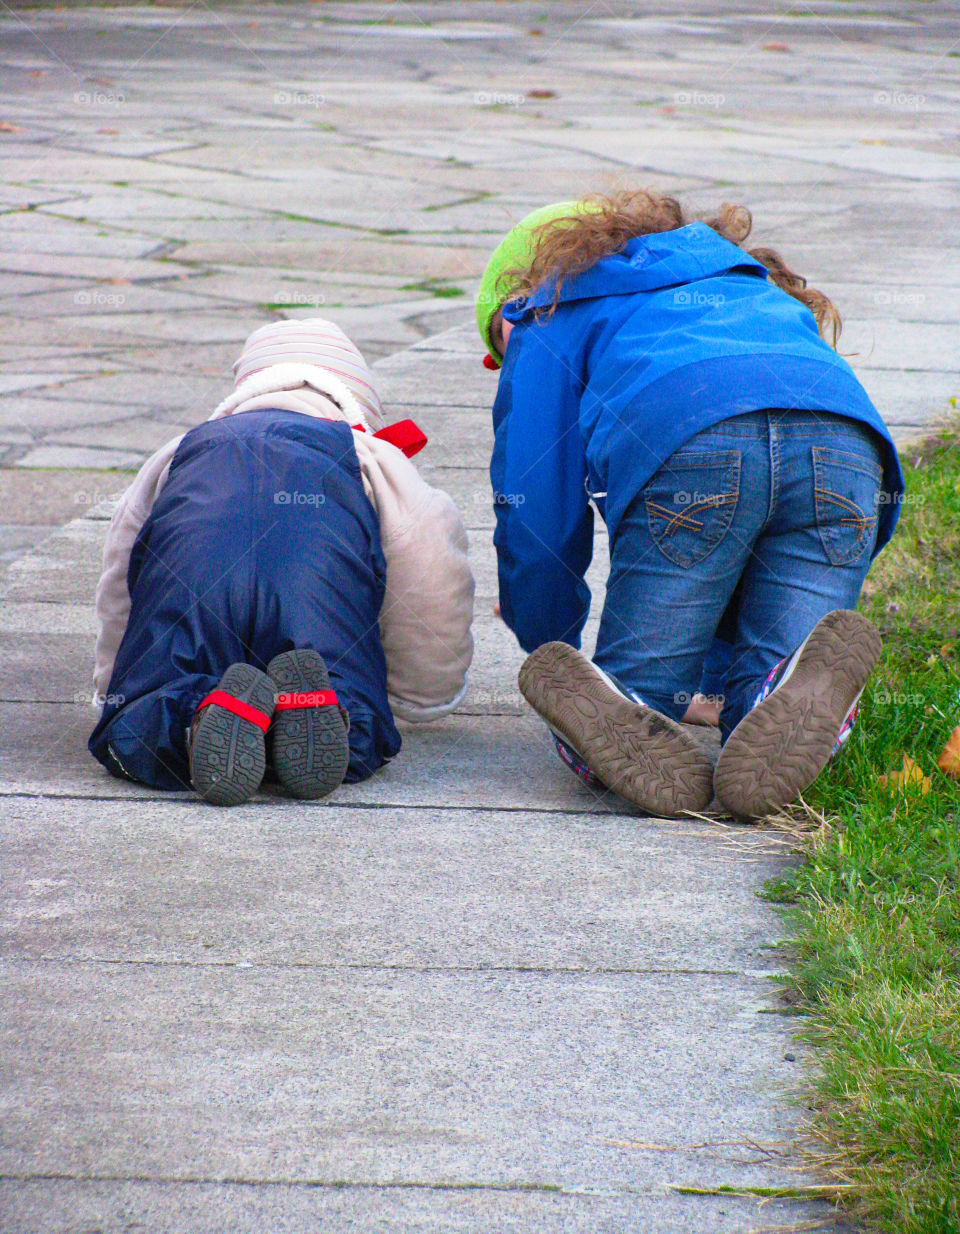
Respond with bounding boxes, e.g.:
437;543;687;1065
500;189;842;346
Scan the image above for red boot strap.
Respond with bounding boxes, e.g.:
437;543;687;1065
373;419;428;458
195;689;272;732
275;689;340;711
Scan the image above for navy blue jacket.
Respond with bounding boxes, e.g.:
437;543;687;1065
490;222;904;652
90;411;401;788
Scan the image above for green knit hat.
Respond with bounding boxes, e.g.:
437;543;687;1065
476;200;583;366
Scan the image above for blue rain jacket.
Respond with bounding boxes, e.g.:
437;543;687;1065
490;222;904;652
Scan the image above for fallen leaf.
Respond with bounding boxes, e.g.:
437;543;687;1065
0;121;21;133
526;88;556;99
763;41;791;52
936;727;960;780
940;642;955;657
97;128;119;135
877;753;931;795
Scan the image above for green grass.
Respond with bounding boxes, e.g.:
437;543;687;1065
767;422;960;1232
399;279;466;299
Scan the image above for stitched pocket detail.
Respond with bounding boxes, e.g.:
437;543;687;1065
813;446;882;566
644;450;741;569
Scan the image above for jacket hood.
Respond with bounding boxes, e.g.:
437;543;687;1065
503;222;768;320
231;317;383;425
209;362;381;430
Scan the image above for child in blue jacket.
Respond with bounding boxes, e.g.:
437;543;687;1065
477;191;904;820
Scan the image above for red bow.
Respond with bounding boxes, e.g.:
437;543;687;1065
372;419;428;458
350;418;429;458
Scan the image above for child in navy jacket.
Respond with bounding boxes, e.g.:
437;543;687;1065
90;319;474;806
477;191;903;820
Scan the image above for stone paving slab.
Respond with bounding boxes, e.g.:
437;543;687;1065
38;415;194;455
0;526;55;564
1;797;784;973
0;470;124;527
15;444;144;470
1;960;802;1191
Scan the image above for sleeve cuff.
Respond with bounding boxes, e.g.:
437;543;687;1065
388;678;468;724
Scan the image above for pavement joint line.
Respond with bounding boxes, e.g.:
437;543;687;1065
0;790;760;828
0;1172;668;1198
9;956;771;979
0;788;777;832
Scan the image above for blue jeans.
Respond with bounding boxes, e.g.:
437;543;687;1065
592;410;887;741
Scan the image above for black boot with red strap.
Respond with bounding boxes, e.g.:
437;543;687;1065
189;663;277;806
266;649;350;799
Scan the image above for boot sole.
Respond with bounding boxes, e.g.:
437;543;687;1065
714;610;881;820
190;663;275;807
518;642;714;816
267;649;350;799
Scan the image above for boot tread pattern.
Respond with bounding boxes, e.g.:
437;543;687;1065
714;610;881;820
267;649;350;800
518;642;714;816
190;663;275;807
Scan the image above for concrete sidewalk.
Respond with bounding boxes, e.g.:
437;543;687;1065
0;323;857;1234
2;3;958;1231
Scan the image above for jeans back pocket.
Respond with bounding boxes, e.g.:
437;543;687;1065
644;450;741;569
812;445;882;566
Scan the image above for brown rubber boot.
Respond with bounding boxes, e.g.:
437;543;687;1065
518;641;714;816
